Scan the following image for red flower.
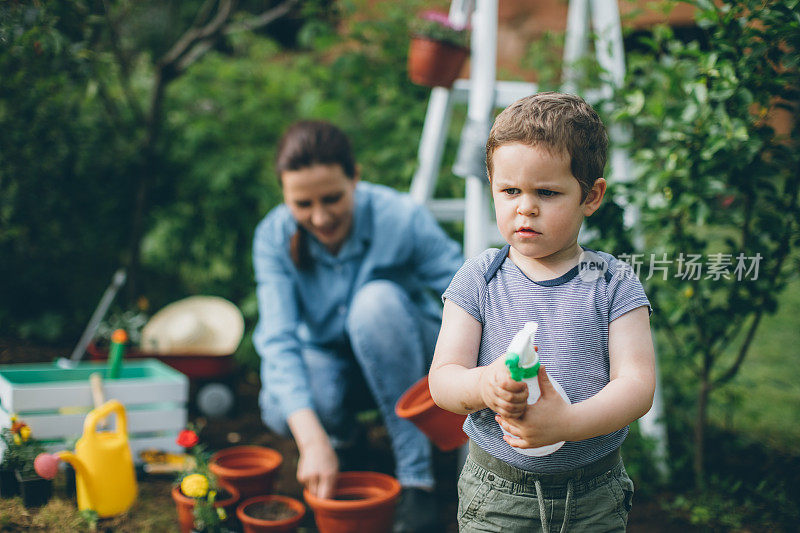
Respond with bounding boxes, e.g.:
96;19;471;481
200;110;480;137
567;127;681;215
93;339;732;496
176;429;199;448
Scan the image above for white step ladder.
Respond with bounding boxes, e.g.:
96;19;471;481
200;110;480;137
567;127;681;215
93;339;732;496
410;0;669;478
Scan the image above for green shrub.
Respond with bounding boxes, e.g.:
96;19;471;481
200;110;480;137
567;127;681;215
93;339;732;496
613;0;800;485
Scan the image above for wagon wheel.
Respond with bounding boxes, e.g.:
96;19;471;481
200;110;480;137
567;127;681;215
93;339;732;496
195;382;235;418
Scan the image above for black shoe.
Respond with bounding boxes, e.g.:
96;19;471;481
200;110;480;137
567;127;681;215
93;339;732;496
393;487;438;533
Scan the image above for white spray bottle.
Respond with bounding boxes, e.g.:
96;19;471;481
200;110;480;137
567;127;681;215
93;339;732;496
502;321;571;456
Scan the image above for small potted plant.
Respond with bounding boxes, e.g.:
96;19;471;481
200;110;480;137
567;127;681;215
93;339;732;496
172;427;240;533
0;415;49;506
408;10;470;88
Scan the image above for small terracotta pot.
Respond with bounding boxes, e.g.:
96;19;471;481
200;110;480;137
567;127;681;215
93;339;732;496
209;446;283;501
304;471;401;533
237;495;306;533
171;481;240;533
395;375;468;451
408;37;469;88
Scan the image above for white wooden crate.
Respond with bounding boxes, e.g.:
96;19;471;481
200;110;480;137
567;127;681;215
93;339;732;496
0;359;189;462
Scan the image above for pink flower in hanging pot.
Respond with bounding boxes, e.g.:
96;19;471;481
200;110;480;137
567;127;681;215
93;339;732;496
420;10;469;31
410;10;470;49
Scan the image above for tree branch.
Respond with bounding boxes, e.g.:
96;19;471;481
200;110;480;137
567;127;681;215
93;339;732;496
191;0;219;29
709;314;743;362
713;310;763;387
158;0;235;78
172;0;301;77
224;0;300;34
176;40;215;73
711;169;755;357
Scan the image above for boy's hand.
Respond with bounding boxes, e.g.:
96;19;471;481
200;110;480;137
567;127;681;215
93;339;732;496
496;365;573;448
479;356;528;418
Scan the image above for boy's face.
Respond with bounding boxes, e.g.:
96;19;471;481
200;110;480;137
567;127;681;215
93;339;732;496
490;143;605;269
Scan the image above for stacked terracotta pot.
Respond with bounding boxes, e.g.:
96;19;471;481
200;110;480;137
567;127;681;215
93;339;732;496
208;446;305;533
212;446;405;532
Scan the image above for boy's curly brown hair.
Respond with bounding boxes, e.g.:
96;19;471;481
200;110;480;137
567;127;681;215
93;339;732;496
486;92;608;201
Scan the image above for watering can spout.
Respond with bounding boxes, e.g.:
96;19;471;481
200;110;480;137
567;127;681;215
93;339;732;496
56;451;93;491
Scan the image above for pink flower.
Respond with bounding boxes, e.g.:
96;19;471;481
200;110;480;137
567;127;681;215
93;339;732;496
420;10;468;31
421;11;450;25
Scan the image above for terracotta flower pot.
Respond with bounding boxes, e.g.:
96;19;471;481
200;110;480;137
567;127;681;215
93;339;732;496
304;471;401;533
171;481;240;533
209;446;282;501
395;375;468;451
408;37;469;88
237;495;306;533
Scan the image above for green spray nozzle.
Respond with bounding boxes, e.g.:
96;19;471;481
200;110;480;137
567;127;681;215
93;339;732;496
505;352;540;382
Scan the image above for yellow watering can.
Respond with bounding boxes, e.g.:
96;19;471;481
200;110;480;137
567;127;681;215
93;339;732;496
36;399;137;517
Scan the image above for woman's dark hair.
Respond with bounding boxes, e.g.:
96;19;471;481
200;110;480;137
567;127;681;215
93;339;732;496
276;120;357;180
276;121;357;268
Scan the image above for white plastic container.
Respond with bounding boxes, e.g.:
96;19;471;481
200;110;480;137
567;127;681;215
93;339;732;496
503;322;570;456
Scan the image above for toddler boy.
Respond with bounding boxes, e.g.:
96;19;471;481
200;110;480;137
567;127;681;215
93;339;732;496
429;92;655;532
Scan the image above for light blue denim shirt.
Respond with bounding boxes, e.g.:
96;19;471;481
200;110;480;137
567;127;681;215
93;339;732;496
253;182;463;418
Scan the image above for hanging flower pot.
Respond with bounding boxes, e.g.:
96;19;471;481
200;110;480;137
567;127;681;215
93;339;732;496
408;38;469;88
209;446;283;501
172;481;240;533
237;495;306;533
15;470;52;508
408;10;470;88
396;375;468;451
304;471;401;533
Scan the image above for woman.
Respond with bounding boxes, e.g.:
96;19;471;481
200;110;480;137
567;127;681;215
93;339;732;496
252;121;462;531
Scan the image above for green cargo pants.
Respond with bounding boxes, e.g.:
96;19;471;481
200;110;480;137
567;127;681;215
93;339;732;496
457;441;634;532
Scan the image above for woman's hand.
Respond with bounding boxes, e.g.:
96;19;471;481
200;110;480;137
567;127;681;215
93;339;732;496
296;439;339;499
287;408;339;499
478;356;528;418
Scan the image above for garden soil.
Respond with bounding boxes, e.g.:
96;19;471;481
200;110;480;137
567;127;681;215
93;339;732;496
0;338;694;531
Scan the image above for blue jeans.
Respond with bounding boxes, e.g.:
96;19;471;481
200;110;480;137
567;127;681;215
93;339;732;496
261;280;441;488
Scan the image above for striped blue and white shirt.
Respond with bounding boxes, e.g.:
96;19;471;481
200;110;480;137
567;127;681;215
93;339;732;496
443;245;651;473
